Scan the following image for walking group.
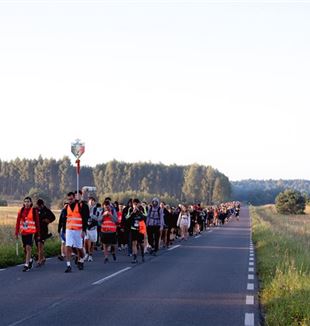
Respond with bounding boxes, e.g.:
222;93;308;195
15;191;241;273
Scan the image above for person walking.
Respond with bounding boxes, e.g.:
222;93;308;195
177;205;191;240
63;191;89;273
84;196;99;262
146;198;164;255
126;198;146;263
35;199;55;266
100;200;118;263
15;197;40;272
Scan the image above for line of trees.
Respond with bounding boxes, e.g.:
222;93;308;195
0;157;231;205
232;179;310;205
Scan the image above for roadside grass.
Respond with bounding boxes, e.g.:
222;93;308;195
250;205;310;326
0;206;61;268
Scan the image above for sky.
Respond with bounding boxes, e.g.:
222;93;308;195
0;0;309;181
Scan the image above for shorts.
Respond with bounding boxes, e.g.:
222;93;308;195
21;234;34;247
35;237;45;246
85;229;98;243
65;230;83;249
101;232;117;245
131;230;144;243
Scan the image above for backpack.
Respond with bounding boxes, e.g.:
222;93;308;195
149;207;161;220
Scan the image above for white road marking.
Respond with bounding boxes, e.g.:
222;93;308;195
92;267;132;285
0;269;6;272
246;295;254;305
247;283;254;290
248;267;254;272
249;253;254;257
249;257;254;261
249;262;254;266
194;235;201;239
244;313;254;326
248;274;254;280
168;245;181;251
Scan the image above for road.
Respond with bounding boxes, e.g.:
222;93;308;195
0;207;259;326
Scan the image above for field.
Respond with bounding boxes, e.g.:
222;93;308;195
0;206;61;267
250;205;310;326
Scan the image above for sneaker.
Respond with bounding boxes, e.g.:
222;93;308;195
22;265;30;272
112;254;116;261
64;266;72;273
88;255;93;262
28;260;33;269
77;262;84;270
58;255;65;261
84;254;89;261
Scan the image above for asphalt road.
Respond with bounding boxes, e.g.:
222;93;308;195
0;207;259;326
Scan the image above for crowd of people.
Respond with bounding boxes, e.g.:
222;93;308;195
15;191;241;273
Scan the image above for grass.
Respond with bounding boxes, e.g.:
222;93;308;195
0;206;61;268
250;205;310;326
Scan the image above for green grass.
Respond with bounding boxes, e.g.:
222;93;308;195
0;206;61;268
250;205;310;326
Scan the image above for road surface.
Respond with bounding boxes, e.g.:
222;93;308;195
0;207;259;326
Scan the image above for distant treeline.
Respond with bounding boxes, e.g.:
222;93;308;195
232;179;310;205
0;157;231;205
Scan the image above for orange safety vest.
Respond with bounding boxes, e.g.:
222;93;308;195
66;203;83;231
19;208;37;235
101;212;117;233
139;220;147;235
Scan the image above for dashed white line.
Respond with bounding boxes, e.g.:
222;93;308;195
168;245;181;251
249;262;254;266
92;267;132;285
247;283;254;290
244;312;254;326
248;274;254;280
248;267;254;272
249;257;254;261
246;295;254;305
249;253;254;257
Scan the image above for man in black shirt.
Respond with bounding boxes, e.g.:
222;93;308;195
36;199;56;266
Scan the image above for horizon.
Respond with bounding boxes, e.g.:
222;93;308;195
0;1;309;181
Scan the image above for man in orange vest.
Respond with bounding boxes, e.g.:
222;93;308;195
63;191;89;273
15;197;40;272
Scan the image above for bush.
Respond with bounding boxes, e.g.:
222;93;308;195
275;189;306;214
0;199;8;206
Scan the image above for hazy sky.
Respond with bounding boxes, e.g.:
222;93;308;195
0;0;309;181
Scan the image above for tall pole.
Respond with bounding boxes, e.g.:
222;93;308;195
76;159;80;200
71;139;85;201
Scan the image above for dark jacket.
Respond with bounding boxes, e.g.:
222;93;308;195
38;206;56;239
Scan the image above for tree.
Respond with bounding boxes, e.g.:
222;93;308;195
27;188;52;208
275;189;306;214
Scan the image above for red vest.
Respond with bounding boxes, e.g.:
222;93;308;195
101;212;117;233
19;208;37;235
